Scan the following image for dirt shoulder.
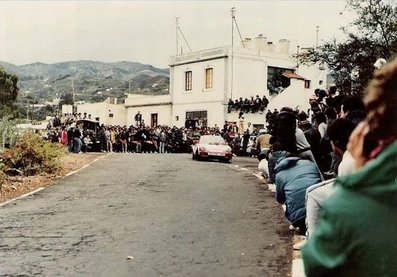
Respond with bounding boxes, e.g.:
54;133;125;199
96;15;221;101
0;153;105;204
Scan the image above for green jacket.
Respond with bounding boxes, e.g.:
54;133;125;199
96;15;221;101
302;140;397;277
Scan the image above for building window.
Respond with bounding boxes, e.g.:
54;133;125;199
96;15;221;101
267;66;294;95
186;110;208;128
185;71;192;91
304;80;311;89
109;113;114;118
205;68;213;89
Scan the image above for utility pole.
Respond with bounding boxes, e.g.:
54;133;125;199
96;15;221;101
316;26;319;48
71;78;76;114
230;7;235;100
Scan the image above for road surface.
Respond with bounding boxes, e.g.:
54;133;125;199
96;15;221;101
0;154;292;276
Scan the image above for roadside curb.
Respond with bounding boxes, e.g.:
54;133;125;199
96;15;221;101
0;153;110;208
236;164;305;277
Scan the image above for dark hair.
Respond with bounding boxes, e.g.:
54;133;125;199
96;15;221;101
327;118;355;152
275;111;297;153
297;111;309;121
341;96;365;113
315;112;327;124
324;107;337;121
280;106;294;113
329;86;337;95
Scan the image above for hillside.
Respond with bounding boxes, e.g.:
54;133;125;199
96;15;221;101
0;60;170;105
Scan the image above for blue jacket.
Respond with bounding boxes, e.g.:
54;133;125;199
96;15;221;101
274;153;322;224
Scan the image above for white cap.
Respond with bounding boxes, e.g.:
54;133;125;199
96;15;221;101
374;58;387;69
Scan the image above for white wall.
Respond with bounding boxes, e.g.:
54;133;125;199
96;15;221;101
125;94;172;127
171;58;226;105
126;105;172;127
76;102;127;125
266;78;312;113
231;53;267;100
296;64;328;92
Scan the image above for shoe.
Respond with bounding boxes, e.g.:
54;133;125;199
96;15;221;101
267;183;276;192
293;239;307;250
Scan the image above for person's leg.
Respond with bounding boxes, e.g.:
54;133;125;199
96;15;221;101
292;218;307;235
306;180;336;238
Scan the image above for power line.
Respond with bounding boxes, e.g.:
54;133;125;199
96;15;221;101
175;17;192;54
233;17;245;47
177;26;192;52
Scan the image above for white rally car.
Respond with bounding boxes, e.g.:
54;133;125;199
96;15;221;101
192;135;232;163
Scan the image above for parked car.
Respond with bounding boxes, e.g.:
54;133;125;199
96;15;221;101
76;119;101;152
192;135;232;163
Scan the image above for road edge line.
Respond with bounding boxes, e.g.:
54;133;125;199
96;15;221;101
0;153;110;208
0;187;45;207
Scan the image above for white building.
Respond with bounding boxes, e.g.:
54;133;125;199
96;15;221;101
63;35;327;130
169;35;327;130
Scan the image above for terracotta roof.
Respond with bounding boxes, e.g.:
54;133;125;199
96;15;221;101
282;72;305;80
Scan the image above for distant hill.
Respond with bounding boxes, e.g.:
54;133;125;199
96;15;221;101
0;60;170;104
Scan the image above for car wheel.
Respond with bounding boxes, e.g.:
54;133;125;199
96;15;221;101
196;151;202;161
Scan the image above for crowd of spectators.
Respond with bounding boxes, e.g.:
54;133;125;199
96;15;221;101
227;95;269;114
257;58;397;276
43;112;262;156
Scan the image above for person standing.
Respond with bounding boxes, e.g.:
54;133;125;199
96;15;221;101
134;111;142;127
73;126;82;154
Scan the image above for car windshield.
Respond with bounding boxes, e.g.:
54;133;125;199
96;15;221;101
199;136;226;145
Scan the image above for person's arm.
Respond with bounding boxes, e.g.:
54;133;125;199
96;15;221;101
275;175;286;204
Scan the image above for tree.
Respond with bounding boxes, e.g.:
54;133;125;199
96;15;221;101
297;0;397;95
0;67;19;117
59;92;74;106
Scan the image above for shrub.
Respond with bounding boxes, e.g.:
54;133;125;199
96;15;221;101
0;170;5;187
0;132;65;176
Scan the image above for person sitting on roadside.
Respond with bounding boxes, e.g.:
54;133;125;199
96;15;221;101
305;118;356;238
274;150;322;235
303;57;397;276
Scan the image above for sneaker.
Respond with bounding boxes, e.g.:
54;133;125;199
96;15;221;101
293;239;307;250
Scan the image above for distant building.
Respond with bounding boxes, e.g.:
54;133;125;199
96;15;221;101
64;35;327;128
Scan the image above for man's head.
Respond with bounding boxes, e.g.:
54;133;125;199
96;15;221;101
340;96;365;118
327;118;356;156
329;85;337;96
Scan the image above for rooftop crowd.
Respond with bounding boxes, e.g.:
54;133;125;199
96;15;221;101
256;57;397;276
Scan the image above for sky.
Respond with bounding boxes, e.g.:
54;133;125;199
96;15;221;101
0;0;355;68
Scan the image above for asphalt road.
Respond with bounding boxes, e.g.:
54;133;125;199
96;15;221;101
0;154;292;277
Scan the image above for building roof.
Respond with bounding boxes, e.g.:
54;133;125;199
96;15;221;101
282;72;305;80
